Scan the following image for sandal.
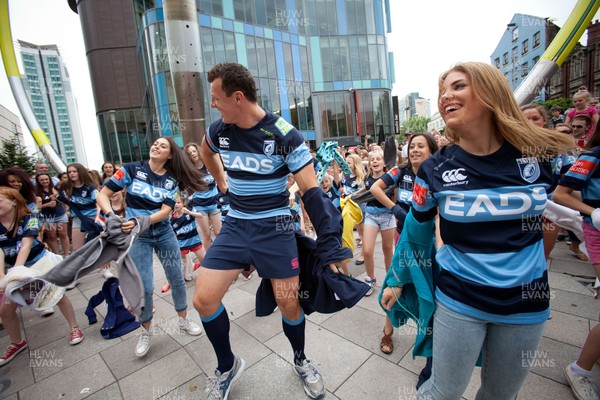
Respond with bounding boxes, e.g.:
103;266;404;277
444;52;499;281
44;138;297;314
569;244;589;262
355;238;362;248
380;329;393;354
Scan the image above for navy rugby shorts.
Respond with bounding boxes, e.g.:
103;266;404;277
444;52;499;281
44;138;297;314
202;215;300;279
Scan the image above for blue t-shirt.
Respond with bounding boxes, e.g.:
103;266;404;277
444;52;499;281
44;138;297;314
105;161;178;218
205;111;312;219
0;213;46;268
39;190;66;221
59;184;98;219
364;174;393;214
341;174;364;197
170;213;202;250
412;142;552;324
324;181;341;208
381;166;415;231
189;166;219;210
558;145;600;226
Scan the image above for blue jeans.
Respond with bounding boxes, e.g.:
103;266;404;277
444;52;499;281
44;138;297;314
418;302;546;400
129;220;187;323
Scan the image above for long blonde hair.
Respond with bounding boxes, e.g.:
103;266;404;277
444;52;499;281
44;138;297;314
439;62;575;157
346;154;365;186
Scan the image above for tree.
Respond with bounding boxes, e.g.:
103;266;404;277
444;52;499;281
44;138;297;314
0;137;38;175
401;115;431;134
538;98;573;113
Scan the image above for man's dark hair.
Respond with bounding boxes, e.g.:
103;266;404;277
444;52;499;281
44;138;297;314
207;63;257;103
572;114;592;126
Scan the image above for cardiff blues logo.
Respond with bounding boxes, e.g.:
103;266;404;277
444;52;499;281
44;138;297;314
165;180;174;190
517;157;540;183
263;140;275;156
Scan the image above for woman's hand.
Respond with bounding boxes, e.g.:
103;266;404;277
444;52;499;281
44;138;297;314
121;219;137;234
380;286;403;311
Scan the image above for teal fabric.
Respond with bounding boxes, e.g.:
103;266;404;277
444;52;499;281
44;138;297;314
315;141;352;184
379;209;438;358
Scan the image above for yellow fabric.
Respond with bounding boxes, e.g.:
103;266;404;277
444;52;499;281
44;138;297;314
340;197;363;253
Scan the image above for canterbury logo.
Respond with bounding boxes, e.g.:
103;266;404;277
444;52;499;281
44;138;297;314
442;168;467;183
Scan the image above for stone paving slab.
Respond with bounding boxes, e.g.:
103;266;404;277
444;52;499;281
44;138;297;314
1;232;599;400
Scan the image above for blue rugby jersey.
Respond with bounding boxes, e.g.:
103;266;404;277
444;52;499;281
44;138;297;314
558;145;600;226
105;161;178;219
324;181;341;208
341;174;364;197
170;213;202;250
58;184;98;218
364;175;393;214
412;142;553;324
0;213;46;268
189;166;219;210
205;111;313;219
381;166;415;213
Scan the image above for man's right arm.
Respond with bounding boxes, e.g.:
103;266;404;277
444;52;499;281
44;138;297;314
201;136;227;194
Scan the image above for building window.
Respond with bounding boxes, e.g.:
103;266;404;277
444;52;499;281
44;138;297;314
512;47;518;64
512;27;519;41
521;62;528;77
494;57;500;68
503;52;508;65
533;31;540;48
522;39;528;55
532;55;540;66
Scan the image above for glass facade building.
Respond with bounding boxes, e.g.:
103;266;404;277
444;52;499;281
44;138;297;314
19;41;86;164
133;0;394;147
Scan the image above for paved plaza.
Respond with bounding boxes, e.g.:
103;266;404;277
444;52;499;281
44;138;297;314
0;235;598;400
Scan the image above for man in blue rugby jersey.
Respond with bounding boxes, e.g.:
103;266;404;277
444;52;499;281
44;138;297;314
194;63;350;400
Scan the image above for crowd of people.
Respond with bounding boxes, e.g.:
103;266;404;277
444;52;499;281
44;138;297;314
0;62;598;400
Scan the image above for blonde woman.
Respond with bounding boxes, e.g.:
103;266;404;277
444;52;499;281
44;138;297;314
381;62;575;399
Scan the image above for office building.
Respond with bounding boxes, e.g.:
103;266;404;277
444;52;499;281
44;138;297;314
19;40;86;165
71;0;395;151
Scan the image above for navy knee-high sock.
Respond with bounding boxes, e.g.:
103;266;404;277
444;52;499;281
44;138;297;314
201;304;234;373
282;311;306;366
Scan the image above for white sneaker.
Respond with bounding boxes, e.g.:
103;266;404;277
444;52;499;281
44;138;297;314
364;277;376;296
135;327;151;357
40;307;55;317
101;269;114;279
184;275;193;282
565;363;600;400
178;317;203;336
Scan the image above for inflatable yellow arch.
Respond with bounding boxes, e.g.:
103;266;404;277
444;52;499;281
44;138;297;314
0;0;66;172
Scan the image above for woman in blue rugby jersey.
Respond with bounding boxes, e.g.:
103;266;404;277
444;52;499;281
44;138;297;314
184;143;222;250
58;163;99;252
371;133;438;359
0;187;84;367
381;62;575;399
553;126;600;400
97;137;207;358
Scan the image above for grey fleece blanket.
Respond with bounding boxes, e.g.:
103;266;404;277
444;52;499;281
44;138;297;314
41;214;150;317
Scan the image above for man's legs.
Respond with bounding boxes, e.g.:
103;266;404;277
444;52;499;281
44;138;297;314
193;266;241;373
272;275;325;399
272;275;306;364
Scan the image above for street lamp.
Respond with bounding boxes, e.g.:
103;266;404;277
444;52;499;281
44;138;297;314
109;110;123;165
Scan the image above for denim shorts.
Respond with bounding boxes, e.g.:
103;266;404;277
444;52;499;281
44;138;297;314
192;204;220;216
41;213;69;225
364;211;395;230
203;216;299;279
